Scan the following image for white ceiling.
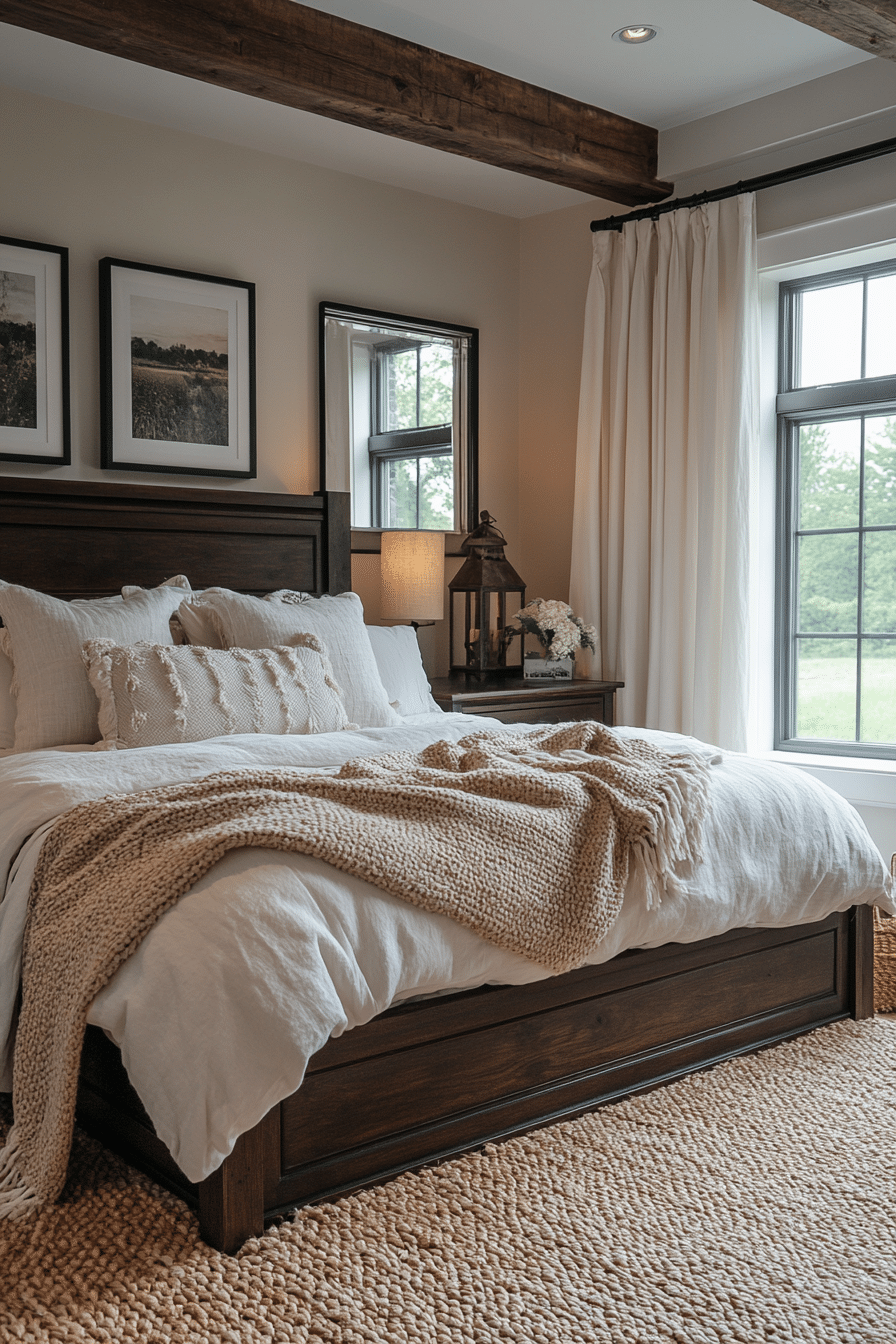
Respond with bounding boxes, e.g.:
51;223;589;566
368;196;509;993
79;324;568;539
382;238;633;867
0;1;873;217
302;0;869;129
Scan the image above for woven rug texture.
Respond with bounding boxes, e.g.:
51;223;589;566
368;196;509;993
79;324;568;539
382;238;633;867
0;1018;894;1344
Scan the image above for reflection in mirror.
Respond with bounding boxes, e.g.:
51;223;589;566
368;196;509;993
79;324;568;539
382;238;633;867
320;303;478;532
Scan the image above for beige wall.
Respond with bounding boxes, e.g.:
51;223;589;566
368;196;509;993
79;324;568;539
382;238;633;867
517;201;594;608
0;84;521;673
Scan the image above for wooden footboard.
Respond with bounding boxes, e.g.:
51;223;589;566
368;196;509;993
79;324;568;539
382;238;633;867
76;905;874;1254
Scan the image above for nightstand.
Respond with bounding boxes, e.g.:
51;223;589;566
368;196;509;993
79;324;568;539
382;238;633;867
429;676;623;727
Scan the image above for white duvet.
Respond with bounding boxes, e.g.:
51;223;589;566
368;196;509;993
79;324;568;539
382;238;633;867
0;714;892;1184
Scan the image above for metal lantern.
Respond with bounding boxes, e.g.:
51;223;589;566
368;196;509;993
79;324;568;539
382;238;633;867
449;511;525;678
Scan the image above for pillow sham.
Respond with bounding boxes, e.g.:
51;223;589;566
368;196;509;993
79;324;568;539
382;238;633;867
0;577;191;752
121;583;190;643
178;589;402;729
365;624;441;716
82;635;351;749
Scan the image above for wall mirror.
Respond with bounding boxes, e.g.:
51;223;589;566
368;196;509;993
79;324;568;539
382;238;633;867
320;302;478;534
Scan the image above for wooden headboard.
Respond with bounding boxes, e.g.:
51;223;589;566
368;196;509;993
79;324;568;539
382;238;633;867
0;477;351;599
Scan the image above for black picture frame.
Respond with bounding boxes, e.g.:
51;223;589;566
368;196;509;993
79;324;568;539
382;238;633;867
0;235;70;465
100;257;256;478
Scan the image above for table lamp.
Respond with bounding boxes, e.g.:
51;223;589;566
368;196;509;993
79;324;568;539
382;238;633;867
380;530;445;628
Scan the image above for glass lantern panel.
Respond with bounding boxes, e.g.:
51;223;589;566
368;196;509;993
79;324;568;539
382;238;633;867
484;590;502;669
450;589;474;670
450;587;526;674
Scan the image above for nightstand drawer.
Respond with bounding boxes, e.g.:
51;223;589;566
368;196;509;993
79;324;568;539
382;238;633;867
429;678;623;728
478;697;612;726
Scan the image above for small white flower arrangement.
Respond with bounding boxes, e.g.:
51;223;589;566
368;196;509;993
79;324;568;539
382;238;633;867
514;599;597;661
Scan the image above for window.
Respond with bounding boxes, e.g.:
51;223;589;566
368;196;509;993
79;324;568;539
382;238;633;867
369;337;454;529
776;258;896;757
319;303;477;534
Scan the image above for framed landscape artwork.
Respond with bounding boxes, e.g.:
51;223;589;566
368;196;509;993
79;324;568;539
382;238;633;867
99;258;256;477
0;235;70;464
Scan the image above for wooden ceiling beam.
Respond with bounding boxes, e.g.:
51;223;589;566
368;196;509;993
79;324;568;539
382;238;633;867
752;0;896;59
0;0;673;206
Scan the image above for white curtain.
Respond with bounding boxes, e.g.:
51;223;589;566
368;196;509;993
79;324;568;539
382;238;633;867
569;193;758;751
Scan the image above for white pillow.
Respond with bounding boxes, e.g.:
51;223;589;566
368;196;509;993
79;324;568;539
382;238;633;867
365;625;441;716
0;577;191;752
121;583;190;643
179;589;402;729
0;650;14;751
82;636;351;749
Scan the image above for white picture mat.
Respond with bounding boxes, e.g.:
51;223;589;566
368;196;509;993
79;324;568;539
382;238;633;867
108;265;252;473
0;241;65;460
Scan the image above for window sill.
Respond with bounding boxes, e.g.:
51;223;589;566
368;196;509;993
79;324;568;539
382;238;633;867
351;528;467;557
756;749;896;808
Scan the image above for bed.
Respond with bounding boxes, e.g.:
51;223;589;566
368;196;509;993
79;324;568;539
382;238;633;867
0;474;889;1255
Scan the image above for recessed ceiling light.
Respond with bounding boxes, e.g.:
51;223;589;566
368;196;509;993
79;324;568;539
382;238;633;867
612;25;658;44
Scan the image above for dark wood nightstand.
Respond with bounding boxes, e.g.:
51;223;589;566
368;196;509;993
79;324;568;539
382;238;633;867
429;676;623;727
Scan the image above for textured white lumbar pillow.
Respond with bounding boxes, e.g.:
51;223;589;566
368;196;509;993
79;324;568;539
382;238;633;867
0;577;192;752
82;635;352;749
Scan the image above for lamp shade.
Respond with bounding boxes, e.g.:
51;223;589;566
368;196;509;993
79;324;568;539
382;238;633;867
380;530;445;622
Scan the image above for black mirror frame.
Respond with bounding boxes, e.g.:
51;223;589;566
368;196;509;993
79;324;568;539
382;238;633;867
318;300;478;535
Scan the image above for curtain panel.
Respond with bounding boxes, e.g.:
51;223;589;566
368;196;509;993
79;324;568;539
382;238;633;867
570;194;758;751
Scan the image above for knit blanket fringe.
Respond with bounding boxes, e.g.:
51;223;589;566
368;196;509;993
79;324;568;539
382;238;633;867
635;769;705;908
0;1125;40;1220
0;722;715;1223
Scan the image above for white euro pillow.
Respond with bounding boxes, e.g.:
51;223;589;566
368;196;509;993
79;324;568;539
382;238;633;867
365;625;441;716
178;589;402;729
0;577;191;752
82;636;351;748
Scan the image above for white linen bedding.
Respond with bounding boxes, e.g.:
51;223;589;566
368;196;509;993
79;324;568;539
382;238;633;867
0;714;892;1185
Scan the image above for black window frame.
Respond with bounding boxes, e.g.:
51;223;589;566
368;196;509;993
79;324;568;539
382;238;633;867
775;255;896;759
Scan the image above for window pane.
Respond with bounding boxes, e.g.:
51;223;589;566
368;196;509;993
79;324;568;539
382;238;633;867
860;640;896;743
863;415;896;526
384;349;419;431
798;282;862;387
798;419;860;530
798;533;858;633
866;274;896;379
795;638;856;741
418;454;454;529
418;344;454;427
383;458;418;528
863;530;896;632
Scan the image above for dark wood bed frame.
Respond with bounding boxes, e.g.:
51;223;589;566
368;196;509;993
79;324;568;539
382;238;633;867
0;475;875;1255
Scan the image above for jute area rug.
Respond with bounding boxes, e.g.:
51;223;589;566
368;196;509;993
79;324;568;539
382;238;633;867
1;1020;894;1344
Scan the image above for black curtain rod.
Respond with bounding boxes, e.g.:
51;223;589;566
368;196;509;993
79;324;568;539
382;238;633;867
591;132;896;232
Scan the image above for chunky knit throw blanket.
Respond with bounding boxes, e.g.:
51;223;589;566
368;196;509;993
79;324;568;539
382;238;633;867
0;723;713;1221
